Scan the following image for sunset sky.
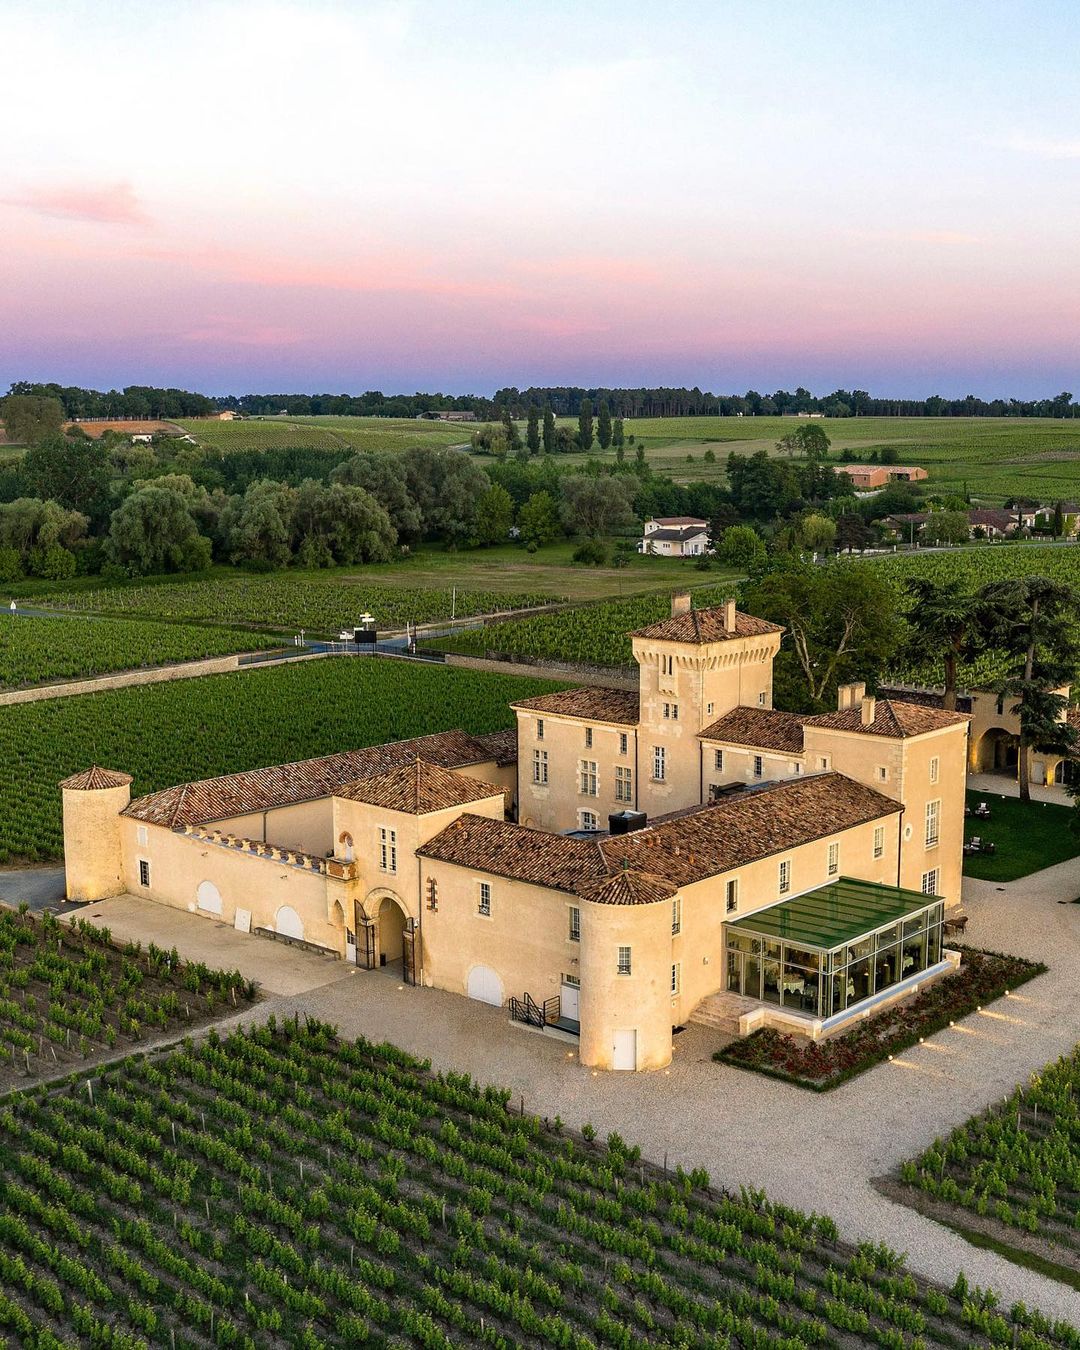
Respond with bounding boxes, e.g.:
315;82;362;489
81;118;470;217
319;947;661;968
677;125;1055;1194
2;0;1078;397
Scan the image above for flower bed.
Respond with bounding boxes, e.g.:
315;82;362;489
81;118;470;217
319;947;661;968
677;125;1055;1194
715;948;1045;1091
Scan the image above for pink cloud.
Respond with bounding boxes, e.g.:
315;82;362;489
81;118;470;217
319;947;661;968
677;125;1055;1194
7;181;148;226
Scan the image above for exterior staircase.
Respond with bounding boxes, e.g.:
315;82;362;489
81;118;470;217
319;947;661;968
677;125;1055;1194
688;991;760;1037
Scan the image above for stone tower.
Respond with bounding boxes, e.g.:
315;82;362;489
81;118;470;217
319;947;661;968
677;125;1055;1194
60;766;133;902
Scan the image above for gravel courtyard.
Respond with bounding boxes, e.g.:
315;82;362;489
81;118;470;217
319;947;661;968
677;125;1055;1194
64;856;1080;1323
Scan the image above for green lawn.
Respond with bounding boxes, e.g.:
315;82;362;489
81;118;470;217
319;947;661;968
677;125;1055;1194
963;788;1080;881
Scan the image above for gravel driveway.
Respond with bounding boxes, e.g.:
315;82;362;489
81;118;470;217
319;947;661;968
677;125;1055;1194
75;858;1080;1322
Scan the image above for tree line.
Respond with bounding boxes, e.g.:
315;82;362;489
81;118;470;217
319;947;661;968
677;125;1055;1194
6;381;1076;426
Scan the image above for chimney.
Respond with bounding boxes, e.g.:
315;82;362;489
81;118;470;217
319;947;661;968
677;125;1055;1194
724;597;736;630
861;694;876;726
671;590;691;617
837;681;866;711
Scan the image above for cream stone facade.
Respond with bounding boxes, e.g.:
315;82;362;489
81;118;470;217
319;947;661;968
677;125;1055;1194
61;600;970;1071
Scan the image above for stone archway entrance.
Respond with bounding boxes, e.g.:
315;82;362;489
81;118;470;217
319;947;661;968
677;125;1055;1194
356;891;417;983
973;727;1019;777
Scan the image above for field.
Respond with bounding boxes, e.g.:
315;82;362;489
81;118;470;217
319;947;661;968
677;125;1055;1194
34;576;564;636
176;412;1080;502
179;416;472;455
0;1015;1068;1348
426;583;736;668
0;909;254;1092
611;416;1080;502
895;1041;1080;1289
0;657;558;862
0;615;281;689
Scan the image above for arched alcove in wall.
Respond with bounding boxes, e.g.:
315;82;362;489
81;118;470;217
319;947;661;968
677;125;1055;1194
196;880;223;915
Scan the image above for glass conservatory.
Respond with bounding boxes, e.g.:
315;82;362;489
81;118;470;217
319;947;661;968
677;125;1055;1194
725;877;945;1021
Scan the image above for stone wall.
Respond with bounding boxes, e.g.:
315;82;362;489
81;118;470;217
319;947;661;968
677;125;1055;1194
0;649;325;707
442;652;637;691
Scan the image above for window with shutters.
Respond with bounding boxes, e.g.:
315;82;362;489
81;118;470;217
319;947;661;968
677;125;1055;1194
827;841;839;877
670;962;681;995
138;859;150;888
925;798;940;848
671;896;681;935
929;755;940;784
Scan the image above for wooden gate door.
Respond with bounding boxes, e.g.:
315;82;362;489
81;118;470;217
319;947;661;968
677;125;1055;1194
358;915;377;970
402;919;418;986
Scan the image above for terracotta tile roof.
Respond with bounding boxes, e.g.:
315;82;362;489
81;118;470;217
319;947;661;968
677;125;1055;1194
599;773;899;888
576;869;678;905
699;707;805;753
59;766;133;791
801;699;969;739
652;516;707;526
877;686;975;715
648;526;709;542
124;728;509;828
471;727;518;766
335;760;507;814
630;605;784;644
417;815;609;893
511;687;640;726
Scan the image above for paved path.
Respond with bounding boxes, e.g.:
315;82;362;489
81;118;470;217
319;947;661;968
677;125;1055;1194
967;771;1072;805
74;865;1080;1321
0;868;67;912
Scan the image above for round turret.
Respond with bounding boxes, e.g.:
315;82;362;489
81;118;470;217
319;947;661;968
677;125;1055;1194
59;766;133;902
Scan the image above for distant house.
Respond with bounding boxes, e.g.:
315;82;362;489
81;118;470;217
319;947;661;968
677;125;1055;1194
210;410;237;421
639;517;710;557
130;433;154;444
1033;502;1080;536
835;465;927;490
881;508;1023;542
967;509;1021;538
416;410;478;422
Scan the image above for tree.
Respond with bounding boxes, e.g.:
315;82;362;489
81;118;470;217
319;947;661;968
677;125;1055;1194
542;404;556;455
526;406;540;456
20;434;111;520
292;480;396;566
107;485;211;575
473;484;515;546
977;576;1080;801
226;479;297;567
612;417;625;449
501;408;521;454
517;490;560;549
716;524;767;572
835;511;871;553
0;395;63;446
902;577;978;710
596;401;612;450
559;475;635;539
794;423;831;461
0;497;88;558
921;510;970;546
577;399;594;452
745;562;902;710
401;447;491;547
1053;501;1065;539
797;513;837;554
332;452;423;546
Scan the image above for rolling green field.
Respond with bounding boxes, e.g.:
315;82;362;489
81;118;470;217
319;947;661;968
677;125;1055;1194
20;545;728;629
0;615;280;689
0;657;558;861
178;413;1080;503
179;415;472;455
0;1017;1060;1348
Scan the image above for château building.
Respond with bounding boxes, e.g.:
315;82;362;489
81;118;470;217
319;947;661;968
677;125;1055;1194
61;595;968;1071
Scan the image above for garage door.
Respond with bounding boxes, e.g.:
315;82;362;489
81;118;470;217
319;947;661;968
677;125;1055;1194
466;965;503;1006
275;906;305;941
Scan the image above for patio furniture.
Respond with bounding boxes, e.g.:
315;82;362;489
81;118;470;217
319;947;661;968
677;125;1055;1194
943;914;968;936
974;802;992;819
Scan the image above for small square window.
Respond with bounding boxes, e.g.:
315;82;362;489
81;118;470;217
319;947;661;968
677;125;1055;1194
670;962;681;996
758;692;766;707
877;766;888;782
580;810;597;831
752;754;764;778
136;825;148;847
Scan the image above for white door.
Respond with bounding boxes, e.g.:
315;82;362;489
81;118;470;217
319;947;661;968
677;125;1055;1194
196;881;223;916
466;965;503;1006
560;980;580;1022
613;1028;637;1071
275;905;305;941
345;929;357;964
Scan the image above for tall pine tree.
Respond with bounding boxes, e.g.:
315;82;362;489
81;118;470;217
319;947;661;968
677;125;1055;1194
542;404;556;454
526;405;540;455
612;416;624;449
502;407;522;454
597;400;612;449
577;398;594;451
